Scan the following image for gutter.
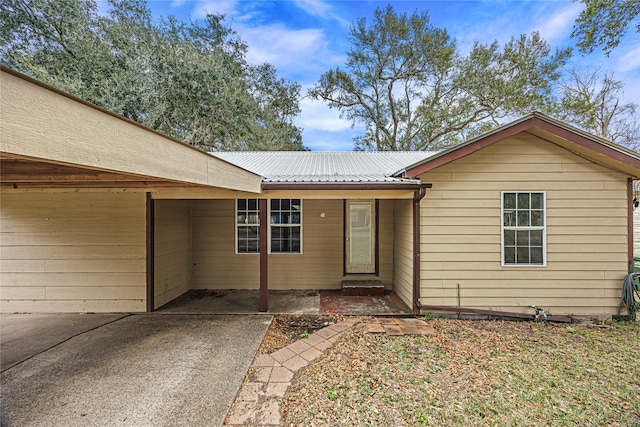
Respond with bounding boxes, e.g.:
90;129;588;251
261;182;426;191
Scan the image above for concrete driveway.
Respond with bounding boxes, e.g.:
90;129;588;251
0;314;272;427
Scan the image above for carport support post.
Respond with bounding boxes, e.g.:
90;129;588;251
259;198;268;312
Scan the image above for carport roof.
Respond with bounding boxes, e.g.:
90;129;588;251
0;66;262;193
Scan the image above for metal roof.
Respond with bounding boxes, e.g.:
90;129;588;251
211;151;435;183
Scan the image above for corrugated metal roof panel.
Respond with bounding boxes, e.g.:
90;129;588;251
211;151;435;182
262;174;417;183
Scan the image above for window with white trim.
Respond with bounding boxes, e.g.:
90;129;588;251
235;199;302;254
270;199;302;253
502;192;545;266
236;199;259;253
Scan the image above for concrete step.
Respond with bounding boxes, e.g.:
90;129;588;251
341;280;385;297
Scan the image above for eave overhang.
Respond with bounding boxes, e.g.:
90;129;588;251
0;66;262;192
399;113;640;179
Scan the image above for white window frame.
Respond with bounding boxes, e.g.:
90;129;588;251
268;199;303;254
501;191;547;267
235;198;260;255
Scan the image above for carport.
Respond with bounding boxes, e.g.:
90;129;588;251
0;66;262;313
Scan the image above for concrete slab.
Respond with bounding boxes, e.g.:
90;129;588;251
1;314;271;427
1;313;127;372
157;289;320;314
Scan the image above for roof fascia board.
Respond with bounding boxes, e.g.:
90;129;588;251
404;116;539;177
404;114;640;178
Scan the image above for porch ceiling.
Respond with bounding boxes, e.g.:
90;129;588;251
0;153;205;189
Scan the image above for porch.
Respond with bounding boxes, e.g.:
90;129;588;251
154;289;412;315
151;193;428;315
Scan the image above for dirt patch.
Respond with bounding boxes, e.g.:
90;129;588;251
257;314;347;355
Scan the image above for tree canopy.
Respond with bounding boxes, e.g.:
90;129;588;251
309;5;571;151
0;0;305;151
555;69;639;150
572;0;640;56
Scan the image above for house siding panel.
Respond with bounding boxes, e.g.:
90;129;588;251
154;200;192;309
0;191;147;313
418;134;629;316
192;199;395;290
393;199;413;308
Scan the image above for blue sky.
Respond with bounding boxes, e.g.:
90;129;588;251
126;0;640;151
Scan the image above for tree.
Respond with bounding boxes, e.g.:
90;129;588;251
555;68;639;150
0;0;305;151
309;6;571;151
572;0;640;56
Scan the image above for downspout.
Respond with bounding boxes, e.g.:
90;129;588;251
146;192;155;312
412;183;431;315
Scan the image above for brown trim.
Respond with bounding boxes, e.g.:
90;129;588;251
412;184;429;315
374;199;380;276
259;198;268;312
261;182;424;191
628;178;634;273
146;193;155;312
2;181;206;189
533;121;640;170
405;119;538;177
404;116;640;178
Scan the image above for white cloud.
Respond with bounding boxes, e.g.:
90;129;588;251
293;0;332;18
619;46;640;72
237;23;345;79
297;98;353;133
192;0;238;19
293;0;349;27
531;2;583;45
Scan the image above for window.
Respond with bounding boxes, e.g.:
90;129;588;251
236;199;259;253
270;199;302;253
235;199;302;254
502;192;545;266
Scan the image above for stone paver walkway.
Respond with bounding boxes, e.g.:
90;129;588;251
224;317;435;426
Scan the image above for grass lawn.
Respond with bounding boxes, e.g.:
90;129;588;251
281;319;640;427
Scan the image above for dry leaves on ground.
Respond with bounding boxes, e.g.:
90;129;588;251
280;319;640;427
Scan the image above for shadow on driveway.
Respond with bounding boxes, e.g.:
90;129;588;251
1;314;272;427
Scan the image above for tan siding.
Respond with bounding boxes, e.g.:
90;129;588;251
634;208;640;257
378;199;394;287
419;134;629;316
1;70;262;193
0;191;146;313
154;200;192;309
192;199;395;290
393;199;413;308
193;199;346;290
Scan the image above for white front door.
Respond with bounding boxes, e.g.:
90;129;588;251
345;200;375;274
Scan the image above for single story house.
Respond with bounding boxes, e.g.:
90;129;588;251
2;65;640;318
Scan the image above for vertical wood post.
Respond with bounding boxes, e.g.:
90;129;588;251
146;193;155;312
628;178;634;273
259;198;268;312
